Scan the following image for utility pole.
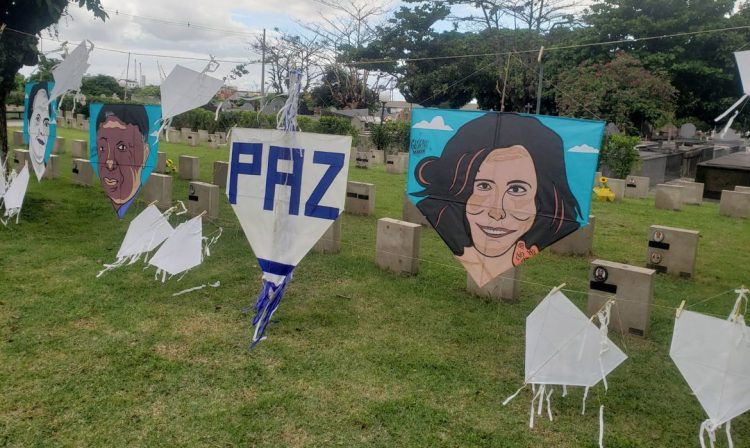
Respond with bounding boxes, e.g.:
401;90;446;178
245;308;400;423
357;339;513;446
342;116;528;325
260;28;266;99
536;46;544;115
124;52;131;100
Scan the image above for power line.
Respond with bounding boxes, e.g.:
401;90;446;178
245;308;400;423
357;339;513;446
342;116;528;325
347;24;750;65
4;26;259;65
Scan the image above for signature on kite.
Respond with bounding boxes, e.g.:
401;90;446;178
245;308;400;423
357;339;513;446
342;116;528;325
410;138;428;155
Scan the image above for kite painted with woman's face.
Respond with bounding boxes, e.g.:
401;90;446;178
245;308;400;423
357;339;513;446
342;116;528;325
408;110;604;287
89;103;161;219
23;82;58;181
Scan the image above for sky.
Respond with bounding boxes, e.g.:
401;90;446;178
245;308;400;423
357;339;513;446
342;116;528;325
22;0;402;92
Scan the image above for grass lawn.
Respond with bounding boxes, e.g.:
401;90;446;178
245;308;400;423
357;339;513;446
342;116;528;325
1;125;749;447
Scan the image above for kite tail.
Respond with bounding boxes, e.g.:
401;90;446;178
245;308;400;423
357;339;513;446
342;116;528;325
251;273;293;347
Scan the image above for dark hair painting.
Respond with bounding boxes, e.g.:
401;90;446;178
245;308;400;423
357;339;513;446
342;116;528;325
414;113;581;263
95;104;149;141
27;82;53;121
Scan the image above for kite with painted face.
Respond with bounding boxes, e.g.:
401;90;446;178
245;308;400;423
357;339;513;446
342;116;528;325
89;103;161;218
408;110;604;287
23;82;58;181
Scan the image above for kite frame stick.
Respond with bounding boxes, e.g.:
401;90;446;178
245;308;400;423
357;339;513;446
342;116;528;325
148;199;159;207
676;300;686;318
198;210;207;218
549;283;566;296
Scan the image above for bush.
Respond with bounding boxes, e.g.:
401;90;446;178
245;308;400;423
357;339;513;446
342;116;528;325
370;121;410;153
600;134;641;179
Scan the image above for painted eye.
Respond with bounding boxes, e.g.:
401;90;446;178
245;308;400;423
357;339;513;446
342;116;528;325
475;181;493;192
116;143;127;151
99;146;105;152
507;184;528;196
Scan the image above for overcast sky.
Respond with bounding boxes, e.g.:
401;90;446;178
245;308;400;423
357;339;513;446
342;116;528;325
23;0;400;92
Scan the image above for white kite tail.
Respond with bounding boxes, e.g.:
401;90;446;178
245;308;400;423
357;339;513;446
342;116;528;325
276;69;303;132
700;419;733;448
202;227;223;258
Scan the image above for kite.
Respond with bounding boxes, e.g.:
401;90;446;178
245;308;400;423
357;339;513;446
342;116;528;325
0;160;7;200
670;287;750;448
504;286;627;447
96;203;177;277
158;62;224;138
228;71;351;346
715;51;750;136
89;103;162;218
48;40;93;105
147;213;220;282
2;163;31;225
407;110;604;287
23;82;58;181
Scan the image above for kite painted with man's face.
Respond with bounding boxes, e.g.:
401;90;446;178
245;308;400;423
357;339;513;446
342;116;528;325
407;110;604;287
89;103;161;218
23;82;58;181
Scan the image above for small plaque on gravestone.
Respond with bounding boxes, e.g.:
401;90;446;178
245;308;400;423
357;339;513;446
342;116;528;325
679;123;696;139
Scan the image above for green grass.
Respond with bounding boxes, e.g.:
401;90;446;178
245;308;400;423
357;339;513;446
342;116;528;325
2;125;749;447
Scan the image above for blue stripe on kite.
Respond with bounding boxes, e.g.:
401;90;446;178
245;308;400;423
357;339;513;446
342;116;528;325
258;258;295;276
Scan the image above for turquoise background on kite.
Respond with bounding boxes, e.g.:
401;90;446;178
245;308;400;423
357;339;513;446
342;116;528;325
407;108;605;226
88;103;162;186
23;82;58;164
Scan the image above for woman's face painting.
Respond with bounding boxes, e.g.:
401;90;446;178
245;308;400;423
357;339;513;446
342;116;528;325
465;145;537;257
28;89;50;164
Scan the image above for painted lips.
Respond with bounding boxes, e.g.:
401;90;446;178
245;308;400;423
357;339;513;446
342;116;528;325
477;224;516;238
103;177;118;186
36;137;45;146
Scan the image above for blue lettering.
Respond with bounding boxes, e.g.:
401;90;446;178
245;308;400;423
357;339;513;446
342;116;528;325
264;146;304;215
228;142;262;204
304;151;344;220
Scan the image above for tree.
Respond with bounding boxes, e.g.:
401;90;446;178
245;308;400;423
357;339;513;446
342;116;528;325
80;75;122;99
1;0;107;164
555;52;677;133
308;65;378;109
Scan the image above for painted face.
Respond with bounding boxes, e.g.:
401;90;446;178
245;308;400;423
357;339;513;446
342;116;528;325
28;89;50;165
465;145;537;257
96;116;149;209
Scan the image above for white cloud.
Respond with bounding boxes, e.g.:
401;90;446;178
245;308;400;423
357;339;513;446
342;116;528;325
568;144;599;154
413;116;452;131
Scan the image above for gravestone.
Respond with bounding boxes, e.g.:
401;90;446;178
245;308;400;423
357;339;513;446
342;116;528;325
180;127;192;140
386;153;408;174
313;217;341;254
208;134;219;148
197;130;209;142
179;155;200;180
605;123;620;136
71;158;94;186
187;181;219;220
672;180;704;205
646;225;699;278
13;149;29;171
608;178;626;202
345;181;375;215
167;129;181;143
466;267;521;302
76;114;85;128
679;123;696;139
355;150;369;169
735;186;750;193
154;152;167;174
82;119;89;131
587;259;655;337
12;130;24;146
401;194;430;227
550;215;595;256
594;171;602;187
719;190;750;218
655;184;684;210
71;139;87;158
53;137;66;155
65;117;75;128
375;218;421;275
213;161;229;189
43;154;60;179
187;132;199;147
625;175;650;199
370;149;385;165
216;132;227;145
142;173;172;210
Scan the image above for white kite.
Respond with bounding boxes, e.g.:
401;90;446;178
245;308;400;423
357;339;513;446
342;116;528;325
157;61;224;138
670;287;750;448
48;40;93;105
147;213;221;282
96;203;176;277
715;51;750;136
504;286;627;447
0;160;8;200
2;163;31;225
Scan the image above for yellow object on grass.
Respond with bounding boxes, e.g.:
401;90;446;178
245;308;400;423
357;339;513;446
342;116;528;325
593;186;615;202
